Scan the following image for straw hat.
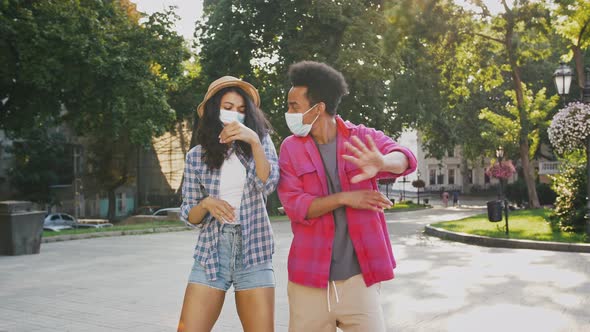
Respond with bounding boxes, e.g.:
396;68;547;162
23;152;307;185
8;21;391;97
196;76;260;117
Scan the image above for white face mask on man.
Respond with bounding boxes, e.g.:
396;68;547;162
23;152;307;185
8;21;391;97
219;109;245;124
284;103;319;137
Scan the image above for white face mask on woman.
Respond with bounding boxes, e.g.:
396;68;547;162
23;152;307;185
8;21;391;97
219;109;245;124
284;104;319;137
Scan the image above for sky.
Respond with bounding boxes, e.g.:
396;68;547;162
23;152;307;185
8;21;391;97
134;0;204;41
134;0;503;42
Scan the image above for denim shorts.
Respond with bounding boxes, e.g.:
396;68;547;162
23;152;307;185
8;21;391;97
188;223;275;291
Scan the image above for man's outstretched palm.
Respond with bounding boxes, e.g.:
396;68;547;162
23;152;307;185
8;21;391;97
342;135;384;184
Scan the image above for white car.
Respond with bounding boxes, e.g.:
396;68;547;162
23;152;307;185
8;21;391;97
43;213;113;232
152;207;181;216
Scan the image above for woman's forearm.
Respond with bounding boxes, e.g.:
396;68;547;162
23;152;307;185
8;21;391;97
187;197;210;225
251;139;271;182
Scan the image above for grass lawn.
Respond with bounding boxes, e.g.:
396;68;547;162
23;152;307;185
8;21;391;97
43;220;184;237
432;208;587;243
388;201;430;211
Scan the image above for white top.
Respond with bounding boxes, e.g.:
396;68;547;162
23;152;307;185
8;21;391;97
219;152;247;214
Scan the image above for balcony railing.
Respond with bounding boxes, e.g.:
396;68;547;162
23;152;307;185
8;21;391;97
539;161;561;175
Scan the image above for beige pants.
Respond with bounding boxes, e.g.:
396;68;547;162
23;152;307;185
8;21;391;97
287;274;386;332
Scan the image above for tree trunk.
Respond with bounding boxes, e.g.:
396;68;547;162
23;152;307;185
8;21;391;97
107;189;116;222
572;45;586;92
505;5;540;208
519;139;540;208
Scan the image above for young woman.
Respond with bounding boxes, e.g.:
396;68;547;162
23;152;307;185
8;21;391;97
178;76;279;332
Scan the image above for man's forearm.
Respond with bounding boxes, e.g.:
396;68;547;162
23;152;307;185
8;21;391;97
306;192;346;219
381;151;409;174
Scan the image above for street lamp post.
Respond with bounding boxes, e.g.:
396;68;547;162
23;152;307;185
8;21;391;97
553;63;590;237
496;146;509;236
401;176;406;202
417;170;421;205
553;62;574;106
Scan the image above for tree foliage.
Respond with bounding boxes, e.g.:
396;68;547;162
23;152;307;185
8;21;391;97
1;1;190;218
6;126;71;206
196;0;398;142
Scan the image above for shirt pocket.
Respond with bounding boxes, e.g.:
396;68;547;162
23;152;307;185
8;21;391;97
294;163;323;196
344;161;369;190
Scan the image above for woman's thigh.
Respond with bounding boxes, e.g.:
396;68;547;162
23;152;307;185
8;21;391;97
178;283;226;332
235;286;275;332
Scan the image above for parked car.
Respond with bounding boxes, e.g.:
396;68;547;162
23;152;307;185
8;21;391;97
135;205;161;215
43;213;113;232
152;207;181;217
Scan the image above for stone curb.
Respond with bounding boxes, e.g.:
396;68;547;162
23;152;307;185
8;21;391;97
424;225;590;253
42;226;191;243
385;206;432;214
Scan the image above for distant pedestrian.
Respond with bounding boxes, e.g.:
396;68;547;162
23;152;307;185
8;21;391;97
452;190;459;207
441;189;449;208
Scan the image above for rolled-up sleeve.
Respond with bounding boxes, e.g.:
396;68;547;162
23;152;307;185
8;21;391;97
250;134;280;196
363;126;417;179
180;150;208;229
277;141;319;226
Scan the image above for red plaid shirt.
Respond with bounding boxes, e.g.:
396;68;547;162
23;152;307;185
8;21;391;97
278;116;417;288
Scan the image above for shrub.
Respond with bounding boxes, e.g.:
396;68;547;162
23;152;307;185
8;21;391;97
536;182;557;206
505;179;528;206
505;179;557;206
550;159;588;232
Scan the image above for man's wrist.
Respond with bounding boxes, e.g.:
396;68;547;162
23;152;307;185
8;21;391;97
336;192;348;207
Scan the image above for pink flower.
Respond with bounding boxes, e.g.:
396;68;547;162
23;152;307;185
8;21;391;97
486;160;516;179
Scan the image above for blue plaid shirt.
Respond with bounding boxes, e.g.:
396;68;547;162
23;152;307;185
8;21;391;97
180;134;279;281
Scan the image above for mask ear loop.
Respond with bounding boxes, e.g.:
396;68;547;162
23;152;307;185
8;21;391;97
305;103;321;127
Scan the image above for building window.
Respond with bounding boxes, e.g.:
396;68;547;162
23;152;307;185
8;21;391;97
448;148;455;157
468;169;473;184
429;169;436;185
437;172;444;185
448;169;455;185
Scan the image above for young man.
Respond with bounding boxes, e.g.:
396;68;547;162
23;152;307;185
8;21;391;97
277;61;417;332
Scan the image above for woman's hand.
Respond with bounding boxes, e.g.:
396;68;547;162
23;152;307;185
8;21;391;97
203;197;237;223
219;121;260;146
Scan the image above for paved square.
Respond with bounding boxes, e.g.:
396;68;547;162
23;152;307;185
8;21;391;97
1;207;588;331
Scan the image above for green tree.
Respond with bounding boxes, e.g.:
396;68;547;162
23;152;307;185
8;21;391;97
196;0;399;141
383;0;482;159
553;0;590;92
479;84;559;165
1;1;190;220
474;0;555;208
7;126;71;207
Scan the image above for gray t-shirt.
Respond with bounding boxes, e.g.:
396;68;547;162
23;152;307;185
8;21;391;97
315;137;362;281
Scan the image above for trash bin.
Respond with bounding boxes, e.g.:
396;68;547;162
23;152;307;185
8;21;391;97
486;200;503;222
0;201;46;255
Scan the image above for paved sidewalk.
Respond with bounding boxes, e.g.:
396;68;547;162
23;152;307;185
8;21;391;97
1;208;589;331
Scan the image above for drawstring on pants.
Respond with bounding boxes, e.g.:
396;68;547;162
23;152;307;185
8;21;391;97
326;280;340;312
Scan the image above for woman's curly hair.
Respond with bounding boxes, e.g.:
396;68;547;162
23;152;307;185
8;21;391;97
197;86;271;169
